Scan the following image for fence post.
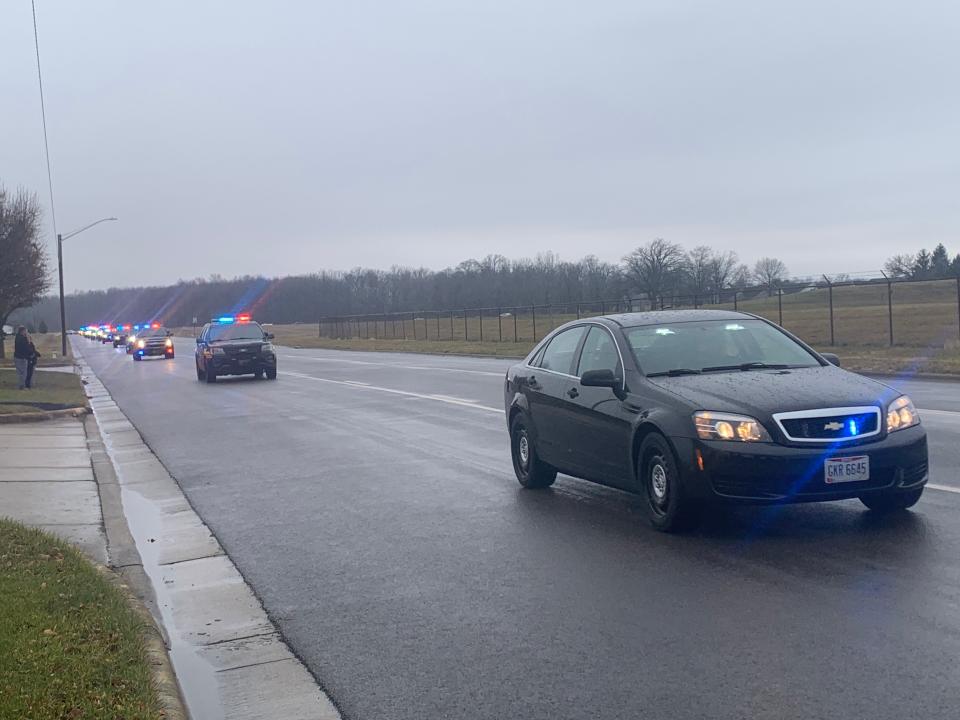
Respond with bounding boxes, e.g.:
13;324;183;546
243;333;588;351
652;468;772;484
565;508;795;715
479;308;484;342
436;312;440;341
547;305;553;333
956;276;960;342
531;305;537;341
576;303;581;320
887;279;894;346
498;309;503;342
733;291;738;311
513;311;518;342
600;301;606;315
423;315;428;341
411;313;417;340
659;296;665;311
464;310;468;341
777;288;783;326
823;275;835;346
449;311;454;339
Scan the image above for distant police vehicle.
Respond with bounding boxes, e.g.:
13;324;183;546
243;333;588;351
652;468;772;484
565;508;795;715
194;314;276;383
132;324;175;361
112;325;131;348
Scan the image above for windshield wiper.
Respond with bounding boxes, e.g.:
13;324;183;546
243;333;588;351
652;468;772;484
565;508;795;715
646;368;701;377
701;362;790;373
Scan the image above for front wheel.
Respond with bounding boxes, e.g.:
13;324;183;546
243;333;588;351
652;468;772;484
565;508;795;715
196;364;205;381
638;434;700;533
133;354;142;362
205;366;217;383
860;488;923;512
265;367;277;380
510;414;556;488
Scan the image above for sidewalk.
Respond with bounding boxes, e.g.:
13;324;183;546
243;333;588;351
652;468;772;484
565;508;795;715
0;417;107;564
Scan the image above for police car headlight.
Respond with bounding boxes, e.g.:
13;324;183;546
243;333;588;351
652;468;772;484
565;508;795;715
211;347;225;355
261;343;274;353
137;340;145;349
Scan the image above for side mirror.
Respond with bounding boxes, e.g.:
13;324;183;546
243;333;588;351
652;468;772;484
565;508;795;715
265;332;275;340
195;337;203;345
580;369;621;389
821;352;841;367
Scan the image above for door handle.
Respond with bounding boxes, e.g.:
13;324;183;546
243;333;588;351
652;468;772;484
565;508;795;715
528;375;541;390
567;387;579;399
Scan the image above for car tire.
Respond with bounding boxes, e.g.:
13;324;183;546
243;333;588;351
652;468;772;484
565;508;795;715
510;413;557;489
205;366;217;383
859;488;923;512
638;434;700;533
133;354;142;362
167;352;175;360
254;369;264;379
196;364;205;381
265;367;277;380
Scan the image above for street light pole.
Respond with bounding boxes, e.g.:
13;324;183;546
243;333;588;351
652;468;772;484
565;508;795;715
57;217;117;357
57;232;66;356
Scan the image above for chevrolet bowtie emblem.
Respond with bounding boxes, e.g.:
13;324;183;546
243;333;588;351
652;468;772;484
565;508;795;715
824;421;844;431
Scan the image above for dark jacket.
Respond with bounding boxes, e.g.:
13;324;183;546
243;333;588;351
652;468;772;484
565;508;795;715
14;334;31;360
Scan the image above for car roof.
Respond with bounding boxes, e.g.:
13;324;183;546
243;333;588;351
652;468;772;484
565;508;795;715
601;309;753;328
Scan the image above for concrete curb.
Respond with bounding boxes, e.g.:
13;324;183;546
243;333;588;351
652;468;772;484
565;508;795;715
84;413;189;720
0;405;90;424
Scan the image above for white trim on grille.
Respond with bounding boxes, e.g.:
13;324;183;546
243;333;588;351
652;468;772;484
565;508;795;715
772;406;882;443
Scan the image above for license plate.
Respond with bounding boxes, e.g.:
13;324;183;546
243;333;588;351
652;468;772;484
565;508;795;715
825;455;870;484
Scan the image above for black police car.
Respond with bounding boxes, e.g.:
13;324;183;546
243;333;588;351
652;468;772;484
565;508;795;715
194;314;276;383
504;310;928;532
132;325;175;361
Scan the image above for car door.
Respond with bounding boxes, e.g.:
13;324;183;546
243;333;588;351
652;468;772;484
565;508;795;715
566;325;634;487
522;325;588;472
196;324;210;370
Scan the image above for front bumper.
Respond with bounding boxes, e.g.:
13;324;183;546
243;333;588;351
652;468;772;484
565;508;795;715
673;425;927;503
137;344;174;357
208;353;275;375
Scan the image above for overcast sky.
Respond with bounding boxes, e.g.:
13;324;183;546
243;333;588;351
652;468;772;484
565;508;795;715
4;0;959;292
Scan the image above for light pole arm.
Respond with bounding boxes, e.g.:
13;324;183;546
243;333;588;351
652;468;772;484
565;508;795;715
57;216;117;357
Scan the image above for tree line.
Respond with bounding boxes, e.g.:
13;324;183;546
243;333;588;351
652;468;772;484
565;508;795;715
884;244;960;281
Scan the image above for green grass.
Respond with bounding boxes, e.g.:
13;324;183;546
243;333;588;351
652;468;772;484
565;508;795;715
0;368;87;415
0;520;162;719
0;332;73;369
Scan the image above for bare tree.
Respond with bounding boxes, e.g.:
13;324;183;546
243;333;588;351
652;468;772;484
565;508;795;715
883;254;914;278
753;257;788;296
623;239;686;309
708;250;740;301
687;246;712;298
0;186;50;358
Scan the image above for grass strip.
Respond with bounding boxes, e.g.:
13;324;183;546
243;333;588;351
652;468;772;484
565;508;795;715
0;369;87;415
0;520;162;719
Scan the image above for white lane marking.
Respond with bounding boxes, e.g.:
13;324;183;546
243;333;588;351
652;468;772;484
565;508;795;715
918;408;960;418
280;354;505;377
430;394;479;403
283;371;502;414
928;483;960;494
344;380;372;386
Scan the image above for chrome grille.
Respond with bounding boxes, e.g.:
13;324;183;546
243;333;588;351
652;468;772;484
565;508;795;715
773;406;882;443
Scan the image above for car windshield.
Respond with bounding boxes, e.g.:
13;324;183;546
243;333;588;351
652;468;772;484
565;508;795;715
207;322;265;341
625;319;820;376
141;328;166;338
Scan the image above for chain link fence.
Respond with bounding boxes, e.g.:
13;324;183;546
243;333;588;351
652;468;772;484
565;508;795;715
317;276;960;348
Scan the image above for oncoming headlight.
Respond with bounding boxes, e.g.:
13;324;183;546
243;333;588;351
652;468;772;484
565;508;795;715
886;395;919;432
137;340;145;349
694;412;772;442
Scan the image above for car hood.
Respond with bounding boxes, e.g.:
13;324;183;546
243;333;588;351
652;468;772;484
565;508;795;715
647;366;900;417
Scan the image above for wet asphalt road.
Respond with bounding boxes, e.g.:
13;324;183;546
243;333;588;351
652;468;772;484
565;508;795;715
76;339;960;720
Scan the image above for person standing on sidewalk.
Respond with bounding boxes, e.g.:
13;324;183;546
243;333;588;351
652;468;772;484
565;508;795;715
25;335;41;389
13;326;31;390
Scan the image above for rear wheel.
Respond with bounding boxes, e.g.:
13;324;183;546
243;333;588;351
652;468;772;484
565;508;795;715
196;364;205;381
639;434;700;533
510;413;556;488
133;354;142;362
265;367;277;380
254;369;264;379
860;488;923;512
